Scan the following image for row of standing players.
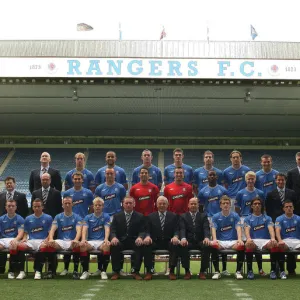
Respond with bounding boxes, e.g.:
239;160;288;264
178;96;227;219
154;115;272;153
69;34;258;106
1;148;300;279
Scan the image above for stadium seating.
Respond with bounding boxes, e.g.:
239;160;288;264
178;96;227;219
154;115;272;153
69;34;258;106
0;148;83;193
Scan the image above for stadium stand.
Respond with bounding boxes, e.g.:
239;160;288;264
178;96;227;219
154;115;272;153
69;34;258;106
0;149;11;166
0;148;83;193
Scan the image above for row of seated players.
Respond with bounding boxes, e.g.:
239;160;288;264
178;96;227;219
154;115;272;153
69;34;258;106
0;194;299;281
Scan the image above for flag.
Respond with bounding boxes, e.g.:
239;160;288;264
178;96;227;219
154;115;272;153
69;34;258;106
77;23;93;31
160;27;166;40
250;25;258;40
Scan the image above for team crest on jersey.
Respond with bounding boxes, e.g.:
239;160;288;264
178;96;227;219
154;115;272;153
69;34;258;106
230;218;234;222
263;218;266;222
183;188;186;192
115;188;118;192
14;221;16;224
116;171;119;174
294;220;297;224
83;193;87;197
42;220;45;224
149;189;152;193
84;174;87;178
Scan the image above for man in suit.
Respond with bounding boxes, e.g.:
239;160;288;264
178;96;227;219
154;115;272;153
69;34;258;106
29;152;62;194
180;197;211;279
266;173;297;222
143;196;187;280
266;172;298;275
31;173;62;219
287;152;300;203
110;196;146;280
0;176;28;218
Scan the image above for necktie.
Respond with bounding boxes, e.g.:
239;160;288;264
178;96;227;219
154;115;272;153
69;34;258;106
191;213;196;226
42;189;48;204
160;213;165;230
42;168;47;174
7;193;12;200
126;213;131;228
279;190;285;203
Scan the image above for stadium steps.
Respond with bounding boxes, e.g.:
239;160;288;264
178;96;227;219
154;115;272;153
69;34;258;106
0;149;15;176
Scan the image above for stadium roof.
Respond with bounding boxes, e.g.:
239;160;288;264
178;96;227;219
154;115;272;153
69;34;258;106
1;40;300;59
0;40;300;144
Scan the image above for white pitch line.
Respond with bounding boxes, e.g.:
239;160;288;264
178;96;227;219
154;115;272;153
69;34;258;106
227;284;238;286
236;293;251;297
82;294;95;297
232;288;243;291
89;289;100;292
240;298;253;300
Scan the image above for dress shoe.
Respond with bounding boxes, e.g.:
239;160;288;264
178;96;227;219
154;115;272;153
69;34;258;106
198;272;206;280
132;273;143;280
169;273;177;280
111;273;120;280
144;273;153;281
184;272;191;280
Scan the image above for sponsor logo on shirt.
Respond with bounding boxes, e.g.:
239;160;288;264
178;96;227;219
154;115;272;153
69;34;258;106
253;224;265;231
232;177;243;184
4;227;15;234
263;181;274;187
138;196;150;201
92;225;103;232
62;225;74;231
31;226;43;233
73;199;84;205
208;196;218;202
172;194;184;200
104;194;116;200
221;225;232;231
202;179;209;184
286;226;296;233
245;201;251;206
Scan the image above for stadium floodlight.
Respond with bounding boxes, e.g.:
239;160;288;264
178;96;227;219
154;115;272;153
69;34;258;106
244;91;252;103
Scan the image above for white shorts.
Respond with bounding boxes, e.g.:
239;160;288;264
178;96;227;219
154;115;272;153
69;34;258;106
218;240;238;249
0;238;14;249
25;239;44;251
87;240;104;250
252;239;270;250
55;240;72;250
283;238;300;250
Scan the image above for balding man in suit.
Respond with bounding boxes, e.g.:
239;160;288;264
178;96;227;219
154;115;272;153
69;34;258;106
29;152;62;194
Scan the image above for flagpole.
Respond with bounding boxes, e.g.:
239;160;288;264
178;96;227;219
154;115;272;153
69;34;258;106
119;22;122;41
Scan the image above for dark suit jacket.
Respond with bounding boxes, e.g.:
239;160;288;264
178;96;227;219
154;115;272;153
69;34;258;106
287;168;300;198
0;191;28;219
31;187;62;219
180;212;210;242
146;211;182;241
265;188;298;222
29;167;62;194
110;211;145;242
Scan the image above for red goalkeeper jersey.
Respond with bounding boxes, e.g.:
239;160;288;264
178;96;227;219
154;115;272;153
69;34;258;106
164;182;193;214
130;182;160;216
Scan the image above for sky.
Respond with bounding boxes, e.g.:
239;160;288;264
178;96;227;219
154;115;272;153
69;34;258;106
1;0;300;41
